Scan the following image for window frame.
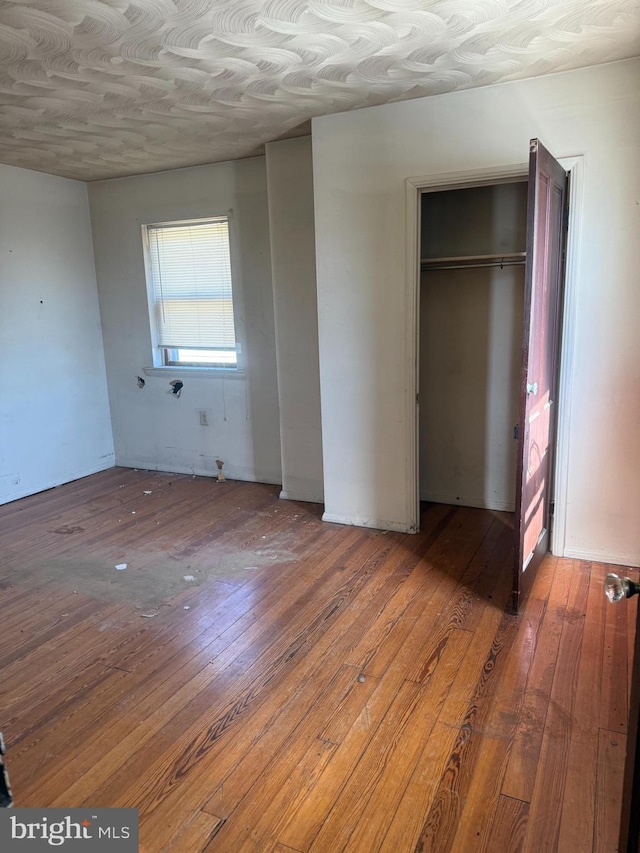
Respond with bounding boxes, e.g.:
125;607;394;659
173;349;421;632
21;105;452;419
141;214;244;375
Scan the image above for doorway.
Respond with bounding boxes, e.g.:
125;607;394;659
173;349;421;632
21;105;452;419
419;180;527;513
407;143;580;611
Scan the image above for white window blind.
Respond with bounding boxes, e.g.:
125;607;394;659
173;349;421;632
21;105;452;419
146;218;236;353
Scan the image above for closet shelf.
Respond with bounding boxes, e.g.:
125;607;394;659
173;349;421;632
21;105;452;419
421;251;526;271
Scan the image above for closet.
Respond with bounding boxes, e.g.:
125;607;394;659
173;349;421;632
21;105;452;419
419;181;528;513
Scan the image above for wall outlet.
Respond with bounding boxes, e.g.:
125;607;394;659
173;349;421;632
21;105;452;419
199;410;209;426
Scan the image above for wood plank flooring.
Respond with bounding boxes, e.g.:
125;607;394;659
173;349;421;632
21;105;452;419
0;468;633;852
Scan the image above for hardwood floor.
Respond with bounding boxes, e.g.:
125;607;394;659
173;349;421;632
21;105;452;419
0;468;633;852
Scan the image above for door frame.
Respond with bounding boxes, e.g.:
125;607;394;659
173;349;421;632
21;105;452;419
404;155;584;557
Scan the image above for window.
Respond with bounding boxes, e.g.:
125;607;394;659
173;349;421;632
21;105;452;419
144;217;238;368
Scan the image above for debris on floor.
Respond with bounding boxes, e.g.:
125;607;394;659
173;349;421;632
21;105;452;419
115;563;127;571
136;603;171;618
143;490;152;495
215;459;226;482
183;575;196;581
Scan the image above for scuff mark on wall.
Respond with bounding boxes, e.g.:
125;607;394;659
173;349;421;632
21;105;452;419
215;459;226;482
169;379;183;397
136;375;145;389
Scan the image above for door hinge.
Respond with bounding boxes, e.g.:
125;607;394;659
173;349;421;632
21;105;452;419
563;202;570;231
513;424;519;440
416;393;420;405
550;500;555;517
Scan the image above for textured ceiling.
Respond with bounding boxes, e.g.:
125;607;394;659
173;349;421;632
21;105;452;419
0;0;638;182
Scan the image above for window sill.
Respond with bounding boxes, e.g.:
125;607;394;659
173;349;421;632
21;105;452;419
143;365;245;380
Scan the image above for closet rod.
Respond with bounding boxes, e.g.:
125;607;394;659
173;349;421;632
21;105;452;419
421;259;526;271
421;252;526;263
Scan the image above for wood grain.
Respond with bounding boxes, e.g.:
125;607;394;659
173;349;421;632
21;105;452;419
522;559;591;853
483;795;529;853
163;810;225;852
501;556;570;802
0;469;633;852
556;562;608;851
595;729;626;853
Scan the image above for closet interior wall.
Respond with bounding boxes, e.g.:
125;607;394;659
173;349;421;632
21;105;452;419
419;182;528;512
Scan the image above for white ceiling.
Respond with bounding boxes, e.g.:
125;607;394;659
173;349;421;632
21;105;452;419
0;0;638;182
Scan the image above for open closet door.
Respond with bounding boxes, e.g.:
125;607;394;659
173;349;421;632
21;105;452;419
513;139;568;611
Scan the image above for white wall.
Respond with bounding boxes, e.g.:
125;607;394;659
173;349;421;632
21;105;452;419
313;58;640;565
88;157;282;484
265;137;324;503
0;164;114;504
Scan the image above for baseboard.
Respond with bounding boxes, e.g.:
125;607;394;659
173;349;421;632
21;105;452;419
420;492;515;513
279;489;324;504
563;547;640;569
321;512;413;533
0;457;116;506
116;459;282;487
